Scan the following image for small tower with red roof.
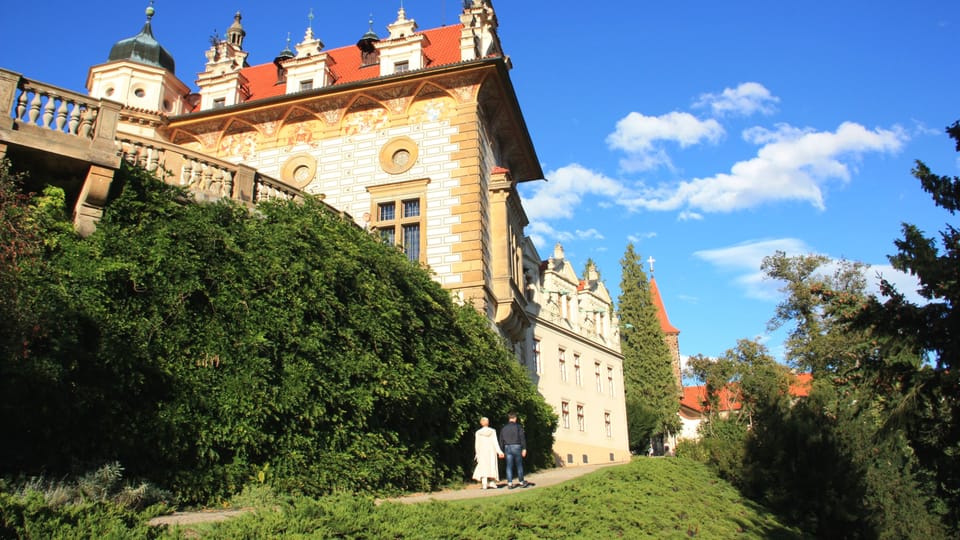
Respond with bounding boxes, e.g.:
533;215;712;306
647;257;682;393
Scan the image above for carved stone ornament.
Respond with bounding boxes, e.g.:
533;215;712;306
280;153;318;188
378;136;418;175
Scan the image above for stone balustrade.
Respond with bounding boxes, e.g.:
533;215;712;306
116;134;301;204
12;79;98;137
0;68;120;168
1;68;309;234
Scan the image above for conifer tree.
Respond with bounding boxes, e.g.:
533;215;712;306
617;243;680;452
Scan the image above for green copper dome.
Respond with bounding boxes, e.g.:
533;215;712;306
108;4;176;73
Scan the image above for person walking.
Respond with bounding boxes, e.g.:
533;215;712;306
499;412;530;489
472;417;504;489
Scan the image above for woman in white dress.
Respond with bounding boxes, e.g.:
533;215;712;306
472;417;504;489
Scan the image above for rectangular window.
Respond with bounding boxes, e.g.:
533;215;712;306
607;366;615;397
577;404;585;432
394;61;410;73
574;354;582;387
403;199;420;218
213;97;226;108
299;79;313;91
561;401;570;429
605;412;612;438
402;223;420;261
595;362;603;392
368;180;429;264
379;227;396;246
559;349;567;382
378;202;396;221
533;339;542;375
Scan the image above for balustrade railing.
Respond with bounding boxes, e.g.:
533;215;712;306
10;78;101;138
116;134;300;203
1;69;302;208
254;176;300;202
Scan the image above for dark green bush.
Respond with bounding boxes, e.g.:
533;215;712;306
1;163;555;503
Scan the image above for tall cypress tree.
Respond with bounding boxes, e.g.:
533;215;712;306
618;243;680;452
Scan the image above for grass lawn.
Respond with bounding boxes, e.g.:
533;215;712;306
166;458;807;539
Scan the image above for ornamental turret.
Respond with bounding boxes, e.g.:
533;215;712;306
196;11;251;110
86;1;190;122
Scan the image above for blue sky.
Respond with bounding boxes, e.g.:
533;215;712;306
1;1;957;365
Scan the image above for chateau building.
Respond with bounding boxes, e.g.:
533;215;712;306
524;243;629;465
0;2;630;466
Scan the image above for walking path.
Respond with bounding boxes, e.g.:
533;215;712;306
383;461;622;504
148;462;624;527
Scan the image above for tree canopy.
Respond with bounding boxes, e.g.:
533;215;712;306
681;122;960;537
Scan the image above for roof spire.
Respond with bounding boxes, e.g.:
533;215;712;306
107;0;176;73
226;10;246;48
277;32;294;59
304;8;316;41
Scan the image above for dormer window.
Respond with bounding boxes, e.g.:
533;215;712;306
299;79;313;92
394;61;409;73
361;49;379;67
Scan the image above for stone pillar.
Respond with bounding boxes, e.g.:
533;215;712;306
73;165;116;237
234;164;256;202
93;99;121;149
0;69;21;122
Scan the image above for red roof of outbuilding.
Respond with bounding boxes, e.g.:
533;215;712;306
681;385;742;413
681;372;813;413
790;372;813;397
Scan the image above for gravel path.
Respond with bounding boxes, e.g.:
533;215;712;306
148;461;626;527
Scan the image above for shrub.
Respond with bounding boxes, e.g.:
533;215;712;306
2;164;556;503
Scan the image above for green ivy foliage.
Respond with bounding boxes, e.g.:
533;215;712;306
1;163;554;503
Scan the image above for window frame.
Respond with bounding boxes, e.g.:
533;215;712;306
559;348;567;382
574;353;582;387
533;338;542;375
367;178;430;264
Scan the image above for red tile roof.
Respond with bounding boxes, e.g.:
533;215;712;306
238;25;465;105
649;277;680;334
681;385;742;413
790;372;813;397
681;372;813;413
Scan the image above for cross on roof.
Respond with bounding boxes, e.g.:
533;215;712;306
647;256;656;275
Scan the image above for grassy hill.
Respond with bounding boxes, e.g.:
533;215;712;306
169;458;806;539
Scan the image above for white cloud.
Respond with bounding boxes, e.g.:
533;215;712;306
694;238;925;304
678;210;703;221
523;218;606;250
865;263;926;305
694;238;814;300
521;163;624;223
607;112;724;152
627;231;657;243
619;122;905;213
606;111;724;172
575;228;605;240
694;82;780;117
